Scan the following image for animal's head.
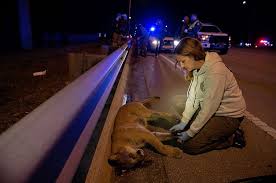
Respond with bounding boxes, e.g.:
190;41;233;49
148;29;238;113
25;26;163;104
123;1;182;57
108;146;145;169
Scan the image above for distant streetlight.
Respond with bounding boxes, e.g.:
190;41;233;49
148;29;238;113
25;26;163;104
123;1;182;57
242;1;247;5
128;0;131;18
128;0;132;35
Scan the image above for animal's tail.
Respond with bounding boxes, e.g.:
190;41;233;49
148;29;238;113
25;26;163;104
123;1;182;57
141;96;160;107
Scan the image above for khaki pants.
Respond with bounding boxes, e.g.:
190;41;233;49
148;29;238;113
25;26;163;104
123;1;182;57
165;95;243;155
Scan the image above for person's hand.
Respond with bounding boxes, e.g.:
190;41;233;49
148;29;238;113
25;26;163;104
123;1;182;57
170;122;187;133
176;131;191;143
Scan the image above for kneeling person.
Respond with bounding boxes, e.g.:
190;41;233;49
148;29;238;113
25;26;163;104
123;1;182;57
169;37;246;155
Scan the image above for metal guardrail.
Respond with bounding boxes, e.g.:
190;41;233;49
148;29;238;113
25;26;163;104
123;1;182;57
0;44;129;183
84;48;133;183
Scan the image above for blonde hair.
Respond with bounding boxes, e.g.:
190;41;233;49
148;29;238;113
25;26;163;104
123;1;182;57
174;37;206;80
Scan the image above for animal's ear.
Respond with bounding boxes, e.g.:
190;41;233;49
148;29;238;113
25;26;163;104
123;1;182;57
108;154;119;167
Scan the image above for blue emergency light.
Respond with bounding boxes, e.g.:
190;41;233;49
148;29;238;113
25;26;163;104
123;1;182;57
150;26;155;32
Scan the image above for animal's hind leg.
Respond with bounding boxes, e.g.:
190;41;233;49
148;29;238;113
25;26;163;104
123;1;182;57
141;131;182;158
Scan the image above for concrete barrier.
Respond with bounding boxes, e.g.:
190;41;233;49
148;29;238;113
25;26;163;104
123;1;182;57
68;52;106;81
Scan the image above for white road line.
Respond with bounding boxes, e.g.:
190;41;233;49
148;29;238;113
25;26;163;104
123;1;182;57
160;54;179;68
244;111;276;140
160;54;187;76
161;54;276;140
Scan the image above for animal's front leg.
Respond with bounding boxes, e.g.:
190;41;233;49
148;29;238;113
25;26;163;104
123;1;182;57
152;132;174;141
148;112;180;130
147;125;169;133
142;132;182;158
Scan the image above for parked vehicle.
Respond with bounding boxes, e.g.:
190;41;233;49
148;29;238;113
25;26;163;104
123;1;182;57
160;36;179;52
238;41;253;48
148;36;180;53
254;38;273;48
197;23;230;54
148;35;159;51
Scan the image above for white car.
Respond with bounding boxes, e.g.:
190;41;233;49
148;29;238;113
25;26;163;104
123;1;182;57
197;23;230;54
148;35;159;51
160;36;180;52
148;36;179;53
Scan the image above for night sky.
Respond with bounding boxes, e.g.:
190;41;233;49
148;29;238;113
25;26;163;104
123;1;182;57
1;0;275;49
36;0;275;41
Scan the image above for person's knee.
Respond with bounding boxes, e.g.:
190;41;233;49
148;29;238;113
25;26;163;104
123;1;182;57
182;147;203;155
165;140;208;155
181;142;207;155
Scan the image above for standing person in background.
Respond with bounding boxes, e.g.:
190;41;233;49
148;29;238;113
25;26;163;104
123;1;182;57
168;37;246;155
154;19;165;57
180;16;190;39
112;13;128;48
187;14;202;38
137;24;149;57
119;14;128;38
133;24;149;57
111;13;122;48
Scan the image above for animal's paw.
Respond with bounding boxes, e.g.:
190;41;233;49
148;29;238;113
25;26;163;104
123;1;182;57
171;147;183;159
165;146;182;159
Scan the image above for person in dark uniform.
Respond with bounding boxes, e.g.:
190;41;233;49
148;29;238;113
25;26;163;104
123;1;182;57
187;14;202;38
153;19;165;57
133;24;149;57
180;16;190;39
112;13;128;48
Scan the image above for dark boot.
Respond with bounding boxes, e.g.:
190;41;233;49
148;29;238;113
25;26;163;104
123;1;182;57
232;129;246;148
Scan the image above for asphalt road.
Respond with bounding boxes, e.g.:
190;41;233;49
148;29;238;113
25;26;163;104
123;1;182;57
114;48;276;183
221;48;276;130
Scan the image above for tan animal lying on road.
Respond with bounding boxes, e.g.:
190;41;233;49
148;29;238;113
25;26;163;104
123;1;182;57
108;96;182;169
